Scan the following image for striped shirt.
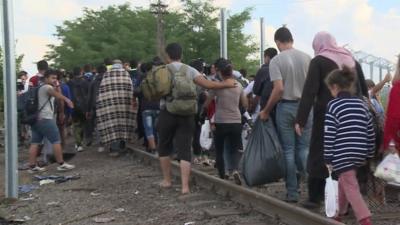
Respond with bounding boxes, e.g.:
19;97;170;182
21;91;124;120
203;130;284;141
324;92;375;174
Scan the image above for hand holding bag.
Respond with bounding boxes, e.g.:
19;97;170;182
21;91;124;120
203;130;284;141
325;171;339;218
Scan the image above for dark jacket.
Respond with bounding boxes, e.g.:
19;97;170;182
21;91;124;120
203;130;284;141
253;63;273;109
296;56;368;179
87;73;103;113
69;76;90;114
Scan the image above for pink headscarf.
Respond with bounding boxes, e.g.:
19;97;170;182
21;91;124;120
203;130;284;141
312;31;355;69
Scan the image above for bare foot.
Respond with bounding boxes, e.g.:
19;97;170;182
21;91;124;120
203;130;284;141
159;180;172;188
181;188;190;195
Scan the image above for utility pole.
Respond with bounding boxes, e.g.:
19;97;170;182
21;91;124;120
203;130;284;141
260;17;265;66
220;8;227;59
150;0;168;61
1;0;18;198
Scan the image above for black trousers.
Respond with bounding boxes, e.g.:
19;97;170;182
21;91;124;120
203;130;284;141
308;177;326;203
214;123;242;178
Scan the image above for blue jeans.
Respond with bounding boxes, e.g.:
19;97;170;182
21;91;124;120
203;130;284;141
142;110;160;139
275;102;312;200
31;119;61;145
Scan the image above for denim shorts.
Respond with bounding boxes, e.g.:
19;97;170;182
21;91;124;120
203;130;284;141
31;119;61;145
142;110;160;139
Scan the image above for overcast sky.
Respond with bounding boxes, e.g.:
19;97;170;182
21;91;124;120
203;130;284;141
7;0;400;78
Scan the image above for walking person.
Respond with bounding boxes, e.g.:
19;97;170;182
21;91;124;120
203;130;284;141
295;31;369;208
324;66;374;225
86;65;107;152
258;27;312;202
69;67;90;152
96;60;135;156
137;61;161;153
204;58;248;185
383;56;400;153
28;69;75;172
253;48;278;121
157;43;236;194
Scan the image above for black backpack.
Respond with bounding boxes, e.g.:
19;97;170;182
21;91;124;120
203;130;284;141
71;78;88;113
20;85;51;125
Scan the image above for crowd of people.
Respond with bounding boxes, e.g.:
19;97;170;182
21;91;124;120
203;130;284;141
16;27;400;225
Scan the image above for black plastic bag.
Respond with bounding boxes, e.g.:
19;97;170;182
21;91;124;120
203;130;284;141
242;119;286;186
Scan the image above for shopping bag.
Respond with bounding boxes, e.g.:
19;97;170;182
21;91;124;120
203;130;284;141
325;172;339;218
200;120;213;150
241;119;285;186
374;153;400;183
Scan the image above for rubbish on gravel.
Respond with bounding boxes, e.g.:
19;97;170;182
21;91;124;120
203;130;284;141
115;208;125;213
93;217;115;223
134;190;140;195
90;192;101;196
39;179;55;186
34;175;81;184
184;222;195;225
18;185;39;194
47;201;60;206
20;195;35;201
11;216;32;223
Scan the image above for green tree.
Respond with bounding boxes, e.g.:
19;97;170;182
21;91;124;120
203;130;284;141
46;4;157;69
46;1;258;74
0;46;24;114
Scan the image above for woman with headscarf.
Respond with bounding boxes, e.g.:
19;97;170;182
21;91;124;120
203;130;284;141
295;31;368;209
96;60;135;156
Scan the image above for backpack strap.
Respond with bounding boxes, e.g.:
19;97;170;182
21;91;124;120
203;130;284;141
37;85;52;113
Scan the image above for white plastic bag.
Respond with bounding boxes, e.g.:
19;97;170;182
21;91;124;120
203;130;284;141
374;153;400;183
325;172;339;218
200;120;213;150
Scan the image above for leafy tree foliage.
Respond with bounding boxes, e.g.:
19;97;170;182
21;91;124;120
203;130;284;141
0;46;24;101
46;0;258;75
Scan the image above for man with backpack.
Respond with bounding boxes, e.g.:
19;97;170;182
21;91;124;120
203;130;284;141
69;67;90;152
156;43;236;194
27;69;75;172
253;48;278;120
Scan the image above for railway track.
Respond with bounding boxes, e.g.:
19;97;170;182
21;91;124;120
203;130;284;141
127;144;344;225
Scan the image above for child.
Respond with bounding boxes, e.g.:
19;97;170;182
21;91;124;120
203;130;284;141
324;66;375;225
383;56;400;153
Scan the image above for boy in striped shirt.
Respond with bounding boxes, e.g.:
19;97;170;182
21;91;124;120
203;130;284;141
324;66;375;225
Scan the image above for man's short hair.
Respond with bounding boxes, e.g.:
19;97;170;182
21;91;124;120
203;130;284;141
97;64;107;74
104;58;112;66
83;64;92;73
190;59;205;73
37;60;48;71
73;66;81;77
130;59;138;68
274;27;293;43
165;43;182;61
264;48;278;59
18;71;28;78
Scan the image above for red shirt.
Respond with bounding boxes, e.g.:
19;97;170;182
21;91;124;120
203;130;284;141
29;75;40;87
383;81;400;150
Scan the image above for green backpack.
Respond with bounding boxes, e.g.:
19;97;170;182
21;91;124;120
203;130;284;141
165;64;197;116
141;65;172;101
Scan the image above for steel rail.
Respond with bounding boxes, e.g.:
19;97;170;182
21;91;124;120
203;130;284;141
127;144;344;225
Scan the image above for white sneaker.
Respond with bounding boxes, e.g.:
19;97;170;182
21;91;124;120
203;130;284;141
28;166;46;173
57;163;75;171
97;147;105;153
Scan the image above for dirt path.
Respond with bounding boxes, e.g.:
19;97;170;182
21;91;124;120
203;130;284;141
0;144;274;225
